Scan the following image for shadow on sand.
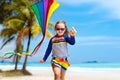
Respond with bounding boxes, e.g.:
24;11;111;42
0;70;32;77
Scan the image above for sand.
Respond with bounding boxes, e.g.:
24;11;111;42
0;66;120;80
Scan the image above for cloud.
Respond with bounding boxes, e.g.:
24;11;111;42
58;0;120;19
96;0;120;19
76;36;120;46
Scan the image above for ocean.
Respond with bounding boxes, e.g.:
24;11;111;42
0;62;120;68
1;62;120;72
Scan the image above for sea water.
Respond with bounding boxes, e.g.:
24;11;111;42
1;62;120;68
0;62;120;72
71;62;120;68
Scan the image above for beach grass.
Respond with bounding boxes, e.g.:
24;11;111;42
0;70;32;77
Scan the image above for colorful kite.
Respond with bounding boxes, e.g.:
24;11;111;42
0;0;60;59
30;0;60;56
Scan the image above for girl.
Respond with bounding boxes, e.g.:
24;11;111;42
40;20;76;80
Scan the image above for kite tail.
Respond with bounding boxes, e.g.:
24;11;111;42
0;52;15;60
30;36;45;56
4;55;14;59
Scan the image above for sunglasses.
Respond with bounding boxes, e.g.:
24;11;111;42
56;28;65;31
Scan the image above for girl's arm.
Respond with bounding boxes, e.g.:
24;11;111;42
64;27;76;45
64;35;75;45
41;39;52;62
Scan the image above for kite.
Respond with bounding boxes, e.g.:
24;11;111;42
0;0;60;59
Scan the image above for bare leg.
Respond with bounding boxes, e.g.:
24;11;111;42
60;69;66;80
52;63;61;80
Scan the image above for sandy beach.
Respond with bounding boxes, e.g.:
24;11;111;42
0;66;120;80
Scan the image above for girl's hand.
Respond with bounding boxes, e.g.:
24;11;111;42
69;27;76;36
40;59;45;63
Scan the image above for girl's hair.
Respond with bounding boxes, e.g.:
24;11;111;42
54;20;69;35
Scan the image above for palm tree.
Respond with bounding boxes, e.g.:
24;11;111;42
0;0;35;70
0;0;31;70
0;0;54;71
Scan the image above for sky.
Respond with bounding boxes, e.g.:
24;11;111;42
0;0;120;63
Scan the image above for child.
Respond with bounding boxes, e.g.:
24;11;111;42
40;20;76;80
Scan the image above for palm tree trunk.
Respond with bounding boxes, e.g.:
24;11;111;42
22;29;31;71
15;55;19;70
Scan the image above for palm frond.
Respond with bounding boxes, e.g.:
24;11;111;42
5;18;24;26
21;8;30;18
17;13;27;21
0;28;17;38
23;0;32;7
31;23;42;37
4;18;25;31
0;36;15;50
28;7;35;22
46;30;53;38
3;3;21;13
48;22;54;28
13;0;32;7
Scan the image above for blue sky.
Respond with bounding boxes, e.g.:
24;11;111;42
0;0;120;63
51;0;120;63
